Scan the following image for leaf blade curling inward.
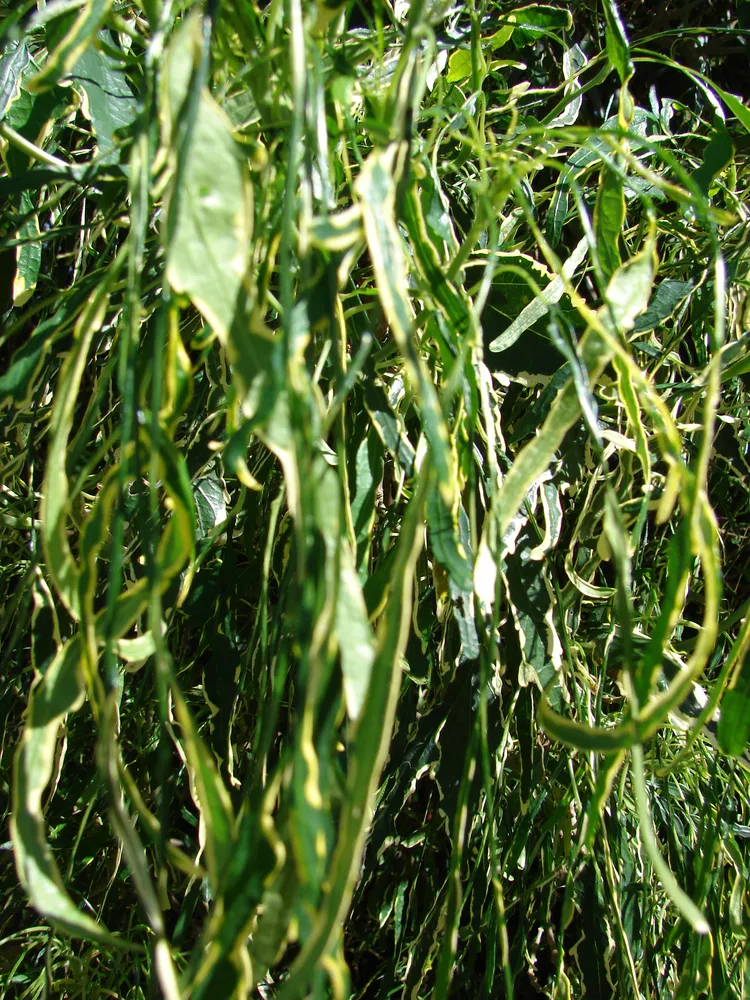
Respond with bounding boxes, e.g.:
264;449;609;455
355;143;457;509
73;38;138;163
11;637;137;948
28;0;113;94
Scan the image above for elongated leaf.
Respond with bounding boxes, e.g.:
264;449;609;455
633;279;693;332
335;543;376;721
73;38;138;162
171;682;237;885
504;523;562;694
692;124;734;196
594;163;625;282
631;745;710;934
350;429;384;573
601;0;633;85
29;0;113;93
548;44;587;128
427;483;473;594
42;247;126;618
493;236;655;592
13;189;42;306
545;182;569;247
489;238;588;353
403;185;477;345
277;479;428;1000
11;637;131;946
718;650;750;757
713;83;750;134
538;694;636;752
356;144;457;508
363;380;415;476
163;14;252;346
0;39;29;120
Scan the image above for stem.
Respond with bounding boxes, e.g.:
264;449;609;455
0;121;70;171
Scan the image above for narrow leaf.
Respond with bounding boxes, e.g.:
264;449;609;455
163;14;252;346
29;0;113;93
489;237;588;353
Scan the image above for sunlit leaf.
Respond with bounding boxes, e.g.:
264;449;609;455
11;638;130;946
73;37;138;162
0;39;29;121
162;13;252;346
29;0;113;93
602;0;633;85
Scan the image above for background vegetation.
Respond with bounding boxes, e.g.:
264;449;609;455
1;0;750;997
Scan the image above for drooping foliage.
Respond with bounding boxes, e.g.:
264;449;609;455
1;1;750;997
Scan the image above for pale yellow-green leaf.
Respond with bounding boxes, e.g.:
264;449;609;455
447;49;472;83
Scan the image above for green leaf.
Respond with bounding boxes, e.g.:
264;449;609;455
363;380;415;476
11;637;132;946
356;145;456;507
308;204;363;252
712;83;750;134
447;49;472;84
581;752;626;850
601;232;658;333
13;189;42;307
594;163;625;282
545;183;569;248
194;468;229;540
336;543;376;721
3;82;34;130
601;0;633;85
350;429;384;574
0;39;30;121
511;5;572;47
73;38;138;162
42;247;126;619
29;0;113;94
692;124;734;196
277;479;427;1000
488;238;588;353
538;696;636;752
403;184;477;345
718;652;750;757
493;234;655;542
631;745;710;935
171;682;237;886
490;24;515;50
163;14;252;347
504;516;562;697
427;483;472;594
547;44;587;127
633;279;694;332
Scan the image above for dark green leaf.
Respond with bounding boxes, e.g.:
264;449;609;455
692;124;734;196
718;655;750;757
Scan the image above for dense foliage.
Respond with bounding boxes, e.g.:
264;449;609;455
1;1;750;997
